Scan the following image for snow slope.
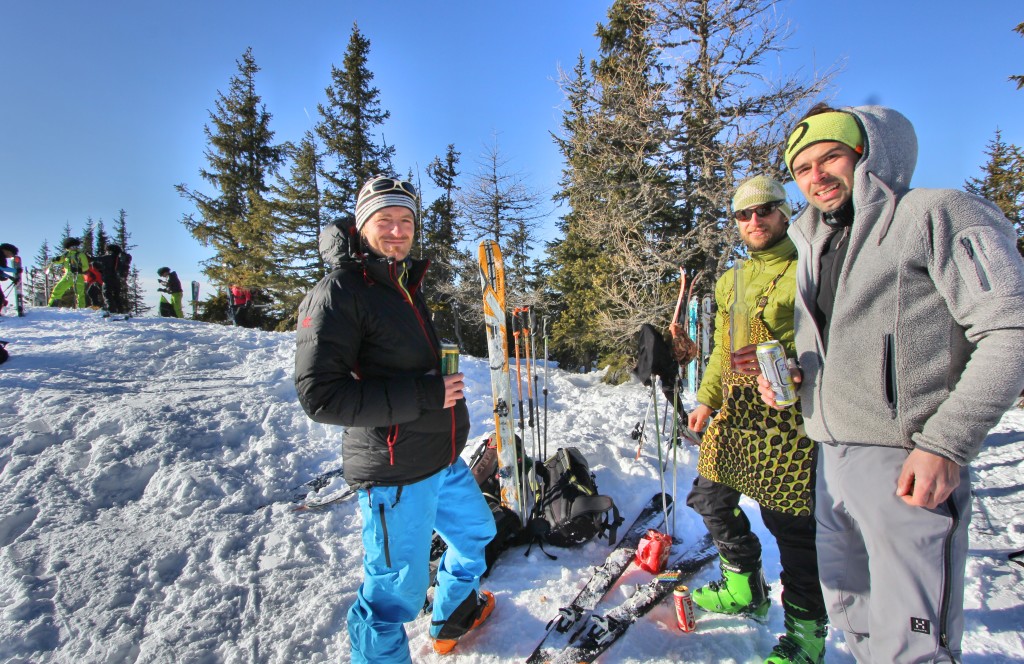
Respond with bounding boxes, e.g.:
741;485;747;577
0;310;1021;663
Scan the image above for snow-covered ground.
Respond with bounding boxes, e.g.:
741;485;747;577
0;309;1021;663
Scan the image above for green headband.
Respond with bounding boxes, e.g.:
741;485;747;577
786;111;864;174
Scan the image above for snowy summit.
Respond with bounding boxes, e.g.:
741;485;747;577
0;309;1022;662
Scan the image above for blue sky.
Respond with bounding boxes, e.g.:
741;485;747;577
1;1;1022;300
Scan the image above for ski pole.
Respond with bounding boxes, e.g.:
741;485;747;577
651;376;670;527
634;380;656;460
542;316;550;461
512;312;526;449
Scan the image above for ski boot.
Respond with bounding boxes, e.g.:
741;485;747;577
430;590;495;655
692;555;770;619
764;607;828;664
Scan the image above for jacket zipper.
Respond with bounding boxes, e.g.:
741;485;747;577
883;334;898;416
938;494;960;651
960;238;992;292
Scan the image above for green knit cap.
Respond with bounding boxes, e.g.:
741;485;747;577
732;175;792;219
785;111;864;174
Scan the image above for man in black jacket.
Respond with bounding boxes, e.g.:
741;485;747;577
93;245;130;314
294;176;495;662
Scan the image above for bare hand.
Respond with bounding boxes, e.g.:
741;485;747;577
442;373;465;409
687;404;714;437
757;365;802;410
896;448;961;509
730;343;760;376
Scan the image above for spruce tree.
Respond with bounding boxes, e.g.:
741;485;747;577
966;129;1024;256
113;209;134;252
96;219;109;255
421;145;466;346
177;47;284;298
81;217;96;256
267;131;327;325
316;24;396;219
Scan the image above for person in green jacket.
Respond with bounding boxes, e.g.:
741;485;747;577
681;176;827;663
48;237;90;308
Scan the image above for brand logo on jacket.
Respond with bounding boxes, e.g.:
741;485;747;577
910;617;931;634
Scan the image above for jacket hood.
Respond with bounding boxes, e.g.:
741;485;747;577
847;105;917;200
318;216;360;270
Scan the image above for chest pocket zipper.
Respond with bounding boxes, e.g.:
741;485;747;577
961;238;992;292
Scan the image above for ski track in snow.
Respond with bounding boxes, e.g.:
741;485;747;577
0;309;1021;663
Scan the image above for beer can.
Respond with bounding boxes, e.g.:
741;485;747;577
440;343;460;375
755;340;798;407
673;584;697;632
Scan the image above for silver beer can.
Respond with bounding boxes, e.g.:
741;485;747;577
756;340;798;407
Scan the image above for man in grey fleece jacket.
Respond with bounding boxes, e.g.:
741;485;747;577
760;104;1024;663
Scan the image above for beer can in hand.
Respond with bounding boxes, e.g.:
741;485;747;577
673;584;697;632
755;340;798;407
441;343;460;376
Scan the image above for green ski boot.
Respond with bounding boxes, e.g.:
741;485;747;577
692;555;770;618
764;609;828;664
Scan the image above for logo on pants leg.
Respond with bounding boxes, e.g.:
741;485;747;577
910;617;931;634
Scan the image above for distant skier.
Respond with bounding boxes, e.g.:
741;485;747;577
48;238;90;308
83;262;104;308
157;267;184;318
0;243;20;315
93;245;131;315
294;176;495;662
228;284;252;326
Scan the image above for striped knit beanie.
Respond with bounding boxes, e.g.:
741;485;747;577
355;176;418;232
732;175;792;220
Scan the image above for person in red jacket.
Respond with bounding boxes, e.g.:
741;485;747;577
83;263;104;308
228;284;252;326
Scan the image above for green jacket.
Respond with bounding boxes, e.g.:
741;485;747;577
697;235;798;410
53;249;90;274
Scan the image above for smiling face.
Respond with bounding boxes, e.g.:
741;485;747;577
791;141;860;214
361;206;415;260
736;204;789;252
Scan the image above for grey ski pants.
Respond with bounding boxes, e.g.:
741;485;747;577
816;443;971;663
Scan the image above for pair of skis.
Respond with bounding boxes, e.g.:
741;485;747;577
478;240;529;524
527;493;716;664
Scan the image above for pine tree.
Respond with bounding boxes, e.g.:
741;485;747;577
112;209;134;252
127;266;153;316
81;217;96;256
417;145;469;345
32;240;52;306
548;2;675;374
966;129;1024;256
177;47;285;298
96;219;109;255
267;131;327;325
316;24;396;219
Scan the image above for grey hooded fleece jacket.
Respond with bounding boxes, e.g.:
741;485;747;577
788;105;1024;465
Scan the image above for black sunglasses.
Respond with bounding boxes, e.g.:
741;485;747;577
733;200;784;222
366;177;417;197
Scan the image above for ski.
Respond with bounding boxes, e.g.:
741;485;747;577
548;533;716;664
1010;548;1024;570
526;493;674;664
250;466;348;511
686;296;699;391
12;256;24;317
478;240;526;523
700;294;713;379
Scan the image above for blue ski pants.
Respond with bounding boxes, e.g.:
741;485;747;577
348;458;495;664
816;443;971;663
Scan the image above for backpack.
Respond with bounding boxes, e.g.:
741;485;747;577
528;447;621;548
117;253;132;279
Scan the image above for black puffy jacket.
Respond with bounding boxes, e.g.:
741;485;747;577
294;218;469;486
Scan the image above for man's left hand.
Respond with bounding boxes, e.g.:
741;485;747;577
896;448;961;509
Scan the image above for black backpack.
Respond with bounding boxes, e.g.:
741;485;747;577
529;447;621;548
